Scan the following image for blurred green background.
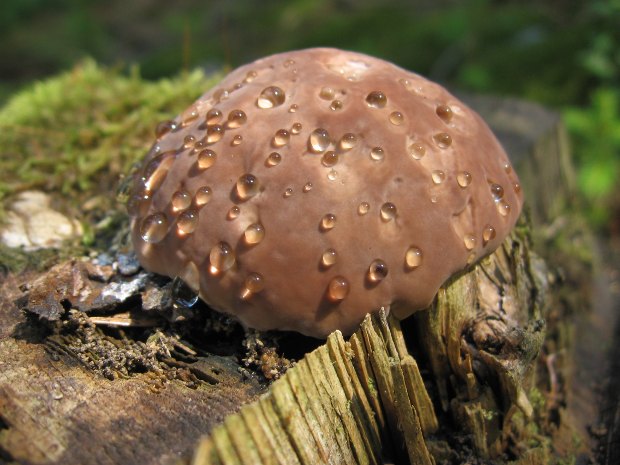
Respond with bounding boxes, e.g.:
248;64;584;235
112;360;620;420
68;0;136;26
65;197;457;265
0;0;618;232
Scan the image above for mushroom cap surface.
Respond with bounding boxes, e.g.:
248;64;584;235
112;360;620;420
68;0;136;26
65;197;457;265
128;48;524;338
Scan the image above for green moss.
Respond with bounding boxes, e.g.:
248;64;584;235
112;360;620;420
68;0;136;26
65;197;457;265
0;60;221;220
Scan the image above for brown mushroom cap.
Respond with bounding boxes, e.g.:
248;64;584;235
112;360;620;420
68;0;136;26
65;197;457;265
128;48;524;338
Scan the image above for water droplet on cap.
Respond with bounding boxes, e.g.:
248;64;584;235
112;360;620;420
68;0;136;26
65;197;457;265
482;225;496;245
321;213;336;231
327;276;349;301
206;125;224;144
368;259;388;283
321;249;337;267
389;111;404;125
330;100;343;111
457;171;472;187
140;213;168;243
156;120;177;139
177;209;198;235
197;149;217;170
257;86;286;109
143;153;175;192
244;223;265;244
339;133;357;151
227;206;240;220
194;186;212;207
241;273;265;299
309;128;330;153
497;200;511;217
366;91;387;108
327;170;338;181
172;190;192;212
513;182;521;194
209;242;235;272
283;187;293;198
405;247;422;269
358;202;370;215
319;87;335;100
227;109;247;128
322;151;338;167
490;183;504;201
288;104;298;113
273;129;290;147
370;147;385;161
464;234;476;250
433;132;452;149
231;135;243;146
431;170;446;184
236;174;259;200
266;152;282;166
436;104;453;123
303;182;313;193
183;135;196;149
409;142;426;160
206;109;222;124
291;122;302;134
380;202;397;221
181;105;199;125
244;71;257;83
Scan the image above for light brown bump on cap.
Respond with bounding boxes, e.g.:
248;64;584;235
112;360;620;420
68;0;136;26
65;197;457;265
128;48;524;338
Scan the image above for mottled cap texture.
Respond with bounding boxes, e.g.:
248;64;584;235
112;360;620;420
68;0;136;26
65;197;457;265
128;48;524;338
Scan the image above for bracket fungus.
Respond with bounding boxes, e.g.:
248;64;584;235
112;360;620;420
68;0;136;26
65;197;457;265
127;48;523;338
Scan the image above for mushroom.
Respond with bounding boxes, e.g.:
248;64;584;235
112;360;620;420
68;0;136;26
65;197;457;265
127;48;523;338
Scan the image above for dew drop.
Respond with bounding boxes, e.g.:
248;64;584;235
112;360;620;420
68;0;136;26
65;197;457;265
368;259;388;283
464;234;476;250
366;91;387;109
409;142;426;160
143;153;175;192
321;213;336;231
482;224;496;245
457;171;472;187
405;246;422;269
389;111;404;125
140;213;168;243
244;223;265;244
231;135;243;146
266;152;282;166
273;129;290;147
209;242;235;272
339;133;357;151
309;128;330;153
380;202;397;221
330;100;343;111
303;182;313;193
368;147;384;162
194;186;212;207
236;174;259;200
327;276;349;301
327;169;338;181
182;135;196;150
206;124;224;144
431;170;446;184
322;151;339;167
288;104;298;113
497;200;511;217
197;149;217;170
181;105;199;125
206;109;222;124
126;191;151;217
177;209;198;235
503;162;513;174
358;202;370;215
155;120;177;138
283;187;293;198
319;87;335;100
433;132;452;149
291;122;302;134
257;86;286;109
171;190;192;212
321;249;337;267
213;89;229;103
283;59;296;68
244;71;257;83
226;206;240;220
190;139;207;155
430;196;438;204
241;273;265;298
490;183;505;201
436;104;453;123
226;109;247;129
513;182;521;194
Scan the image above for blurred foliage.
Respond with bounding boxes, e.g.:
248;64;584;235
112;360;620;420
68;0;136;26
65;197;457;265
0;0;618;229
